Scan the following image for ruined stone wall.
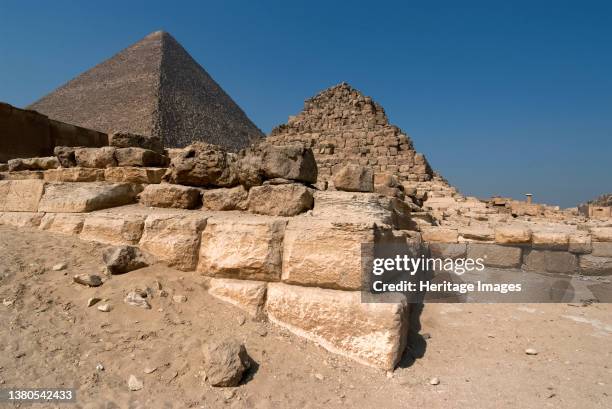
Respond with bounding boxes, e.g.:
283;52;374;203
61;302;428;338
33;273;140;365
0;102;108;162
267;83;433;184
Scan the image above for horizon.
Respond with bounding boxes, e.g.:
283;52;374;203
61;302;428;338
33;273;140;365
1;1;611;208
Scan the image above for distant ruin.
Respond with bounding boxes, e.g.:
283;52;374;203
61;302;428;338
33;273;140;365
28;31;263;150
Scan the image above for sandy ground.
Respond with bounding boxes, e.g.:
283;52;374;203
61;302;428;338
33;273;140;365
0;225;610;409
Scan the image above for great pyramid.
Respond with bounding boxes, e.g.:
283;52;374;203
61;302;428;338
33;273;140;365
28;31;263;150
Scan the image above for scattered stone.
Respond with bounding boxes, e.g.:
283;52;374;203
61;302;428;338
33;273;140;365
202;340;251;387
128;374;143;391
73;274;103;287
525;348;538;355
125;291;151;309
429;377;440;386
314;373;324;381
96;363;104;371
173;295;187;303
102;245;150;274
236;315;246;326
256;327;267;337
97;303;112;312
87;297;101;307
52;263;67;271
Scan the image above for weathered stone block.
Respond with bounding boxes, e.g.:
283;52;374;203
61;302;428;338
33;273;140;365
207;278;267;317
568;233;592;254
103;167;165;184
0;180;44;212
590;227;612;242
531;231;569;250
458;226;495;242
139;184;201;209
578;255;612;275
44;167;105;182
332;164;373;192
0;212;44;228
139;214;207;271
8;157;59;171
75;147;117;168
108;132;163;154
494;226;532;244
115;148;168;167
467;243;522;268
429;243;467;259
202;186;248;211
266;283;409;370
421;228;459;243
39;213;86;235
198;217;286;281
282;219;375;290
313;191;399;227
0;171;44;180
522;249;577;274
38;182;138;213
80;214;145;245
591;242;612;258
247;184;313;216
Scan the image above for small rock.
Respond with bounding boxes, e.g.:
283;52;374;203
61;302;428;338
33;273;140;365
2;299;14;307
314;373;324;381
87;297;101;307
52;263;67;271
97;303;112;312
429;377;440;385
143;366;157;374
236;315;246;326
125;291;151;309
103;245;150;274
202;340;251;387
159;290;169;297
96;363;104;371
128;375;143;391
223;389;236;401
73;274;103;287
256;327;267;337
525;348;538;355
173;295;187;303
155;281;162;290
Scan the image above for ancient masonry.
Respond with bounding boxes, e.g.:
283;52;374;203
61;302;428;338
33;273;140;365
28;31;263;150
267;82;433;185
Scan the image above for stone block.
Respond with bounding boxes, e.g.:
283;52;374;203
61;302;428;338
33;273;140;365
202;186;248;211
104;167;165;184
494;226;532;244
467;243;522;268
39;213;86;235
0;171;44;180
198;217;286;281
591;242;612;257
38;182;138;213
139;184;201;209
531;231;569;250
568;233;592;254
282;219;375;290
207;278;267;317
0;212;44;228
429;243;467;259
139;214;207;271
0;180;44;212
108;132;163;153
115;148;168;167
332;164;373;192
458;226;495;242
75;147;117;168
578;255;612;275
44;167;105;182
266;283;409;370
80;213;145;245
590;227;612;242
247;184;313;216
421;228;459;243
522;249;577;274
8;157;59;171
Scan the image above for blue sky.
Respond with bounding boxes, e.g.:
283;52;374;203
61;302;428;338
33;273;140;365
1;1;610;207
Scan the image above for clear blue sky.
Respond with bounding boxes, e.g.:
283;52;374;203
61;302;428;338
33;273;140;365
1;1;610;207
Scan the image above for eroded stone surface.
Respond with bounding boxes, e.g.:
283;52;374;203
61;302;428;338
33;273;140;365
80;213;145;245
38;182;138;213
246;184;313;216
207;278;267;317
139;184;201;209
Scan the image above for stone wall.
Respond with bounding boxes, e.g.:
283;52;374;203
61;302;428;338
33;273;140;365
267;83;433;185
0;102;108;162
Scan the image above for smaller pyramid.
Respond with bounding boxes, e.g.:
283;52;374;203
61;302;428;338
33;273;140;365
28;31;263;150
268;82;433;183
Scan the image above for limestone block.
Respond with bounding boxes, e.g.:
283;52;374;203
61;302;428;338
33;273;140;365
494;226;532;244
0;212;44;228
568;233;592;254
75;147;117;168
590;227;612;242
421;228;459;243
202;186;248;211
531;231;569;250
80;213;145;245
458;226;495;242
266;283;409;370
0;180;44;212
38;182;138;213
53;146;79;168
115;148;168;167
282;219;375;290
0;171;44;180
104;167;165;184
108;132;163;154
247;184;313;216
207;278;267;317
522;249;577;274
39;213;85;235
313;191;398;227
44;167;106;182
429;243;467;259
591;242;612;258
139;184;201;209
578;255;612;275
467;243;522;268
139;214;207;271
198;217;286;281
331;164;373;192
8;157;59;171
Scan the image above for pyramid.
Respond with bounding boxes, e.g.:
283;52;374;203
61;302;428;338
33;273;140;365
267;82;433;183
28;31;263;150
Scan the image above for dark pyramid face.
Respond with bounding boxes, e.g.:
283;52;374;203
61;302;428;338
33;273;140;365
28;31;263;150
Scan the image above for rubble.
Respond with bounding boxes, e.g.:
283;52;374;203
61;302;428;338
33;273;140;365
202;340;251;387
